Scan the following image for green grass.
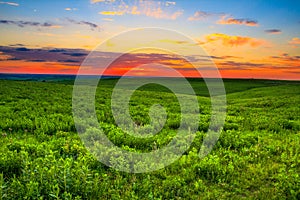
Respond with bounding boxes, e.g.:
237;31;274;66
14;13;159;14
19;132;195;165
0;79;299;199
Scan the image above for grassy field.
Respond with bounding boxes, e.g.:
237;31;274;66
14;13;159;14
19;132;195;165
0;78;299;199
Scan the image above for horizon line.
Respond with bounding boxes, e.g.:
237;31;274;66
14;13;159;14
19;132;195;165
0;72;299;81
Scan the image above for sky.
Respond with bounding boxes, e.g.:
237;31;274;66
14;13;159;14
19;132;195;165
0;0;299;80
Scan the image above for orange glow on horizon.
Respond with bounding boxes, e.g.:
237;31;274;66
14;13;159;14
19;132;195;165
1;58;299;80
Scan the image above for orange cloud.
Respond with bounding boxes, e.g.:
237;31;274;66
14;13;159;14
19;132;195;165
0;51;13;60
288;37;300;46
218;16;258;26
99;11;125;16
269;53;300;67
204;33;265;47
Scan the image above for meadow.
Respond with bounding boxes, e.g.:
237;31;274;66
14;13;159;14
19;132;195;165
0;78;299;199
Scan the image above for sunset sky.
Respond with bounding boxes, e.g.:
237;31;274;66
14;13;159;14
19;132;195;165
0;0;299;79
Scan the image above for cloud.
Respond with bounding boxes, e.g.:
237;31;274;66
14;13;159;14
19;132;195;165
188;11;214;21
57;59;79;63
148;9;183;20
215;60;300;72
0;46;199;75
284;71;300;74
65;8;77;11
0;46;88;64
62;52;87;57
48;49;67;53
99;11;125;16
288;37;300;46
261;53;300;73
208;55;240;60
220;60;266;68
137;2;183;20
99;9;182;19
0;19;61;28
0;1;19;6
203;33;265;47
102;18;114;21
3;45;297;78
9;44;25;47
80;21;99;29
217;16;258;26
166;1;176;6
270;53;300;62
66;18;101;31
16;47;30;51
0;51;13;61
27;59;46;62
6;45;294;77
158;39;189;44
91;0;115;3
97;1;183;20
264;29;282;34
96;52;200;76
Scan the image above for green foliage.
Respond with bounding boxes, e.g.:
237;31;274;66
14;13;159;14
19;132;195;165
0;79;299;199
